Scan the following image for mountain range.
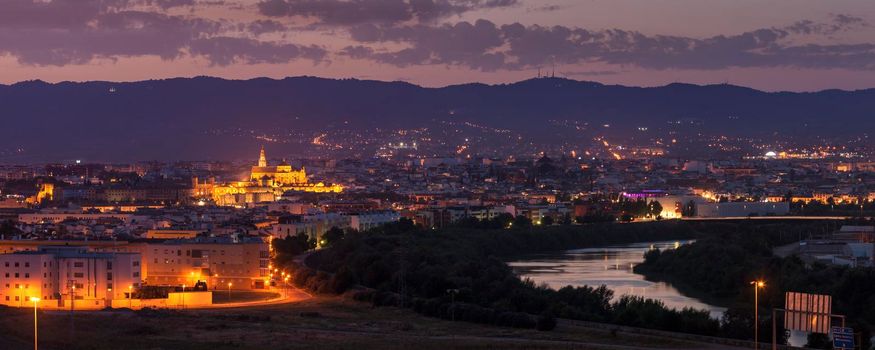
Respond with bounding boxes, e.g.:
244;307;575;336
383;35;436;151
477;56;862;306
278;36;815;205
1;76;873;163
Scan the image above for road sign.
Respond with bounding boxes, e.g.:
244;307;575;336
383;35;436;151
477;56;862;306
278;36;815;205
785;292;832;333
832;326;854;349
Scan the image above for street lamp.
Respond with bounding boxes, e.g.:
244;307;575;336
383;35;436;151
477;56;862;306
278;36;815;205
30;297;39;350
128;285;133;309
227;282;232;300
750;280;765;350
181;284;186;309
18;285;23;307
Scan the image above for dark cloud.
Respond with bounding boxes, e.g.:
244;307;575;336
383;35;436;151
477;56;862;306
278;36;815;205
346;15;875;71
1;0;872;74
247;19;289;35
527;4;561;12
189;37;326;65
0;0;321;66
349;19;506;70
257;0;518;25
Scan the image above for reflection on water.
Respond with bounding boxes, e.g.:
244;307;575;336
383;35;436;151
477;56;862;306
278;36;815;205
509;240;727;319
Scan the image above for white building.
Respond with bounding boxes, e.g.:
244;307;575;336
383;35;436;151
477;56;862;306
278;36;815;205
696;202;790;217
272;213;350;240
0;246;141;308
348;211;400;231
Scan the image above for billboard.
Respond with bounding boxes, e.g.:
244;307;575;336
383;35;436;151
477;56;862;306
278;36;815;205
784;292;832;334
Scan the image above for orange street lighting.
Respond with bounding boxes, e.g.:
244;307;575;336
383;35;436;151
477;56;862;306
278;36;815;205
30;297;40;350
750;280;765;350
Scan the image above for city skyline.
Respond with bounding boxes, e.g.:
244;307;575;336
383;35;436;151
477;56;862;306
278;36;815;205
3;0;875;91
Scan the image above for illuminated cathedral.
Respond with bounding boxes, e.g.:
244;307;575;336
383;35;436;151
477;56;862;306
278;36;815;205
250;146;308;186
203;147;343;206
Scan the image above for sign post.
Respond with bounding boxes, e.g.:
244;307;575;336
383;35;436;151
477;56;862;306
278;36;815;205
831;327;854;350
772;292;846;350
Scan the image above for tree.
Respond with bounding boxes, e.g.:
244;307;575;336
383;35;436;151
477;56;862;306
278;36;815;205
536;311;557;331
512;215;532;229
681;200;697;217
648;200;663;218
805;333;832;349
560;213;573;225
322;227;345;247
541;215;554;226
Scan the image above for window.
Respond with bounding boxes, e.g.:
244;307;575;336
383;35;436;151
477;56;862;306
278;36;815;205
43;262;46;268
14;296;18;301
3;273;7;278
14;273;18;278
4;296;7;301
24;262;29;268
107;273;113;281
107;262;112;270
14;262;19;267
73;272;84;278
24;273;29;278
4;262;8;267
73;262;84;268
132;261;139;267
74;283;84;289
133;272;140;277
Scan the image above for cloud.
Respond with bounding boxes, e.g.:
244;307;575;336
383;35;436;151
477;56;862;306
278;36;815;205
0;0;872;75
189;37;326;65
246;19;289;35
257;0;518;25
0;0;321;66
345;15;875;71
561;70;622;77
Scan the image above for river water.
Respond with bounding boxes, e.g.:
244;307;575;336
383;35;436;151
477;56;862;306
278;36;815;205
508;240;727;319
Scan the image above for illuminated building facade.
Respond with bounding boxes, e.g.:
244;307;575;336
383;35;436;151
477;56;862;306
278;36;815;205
0;246;141;308
206;147;342;206
112;237;270;290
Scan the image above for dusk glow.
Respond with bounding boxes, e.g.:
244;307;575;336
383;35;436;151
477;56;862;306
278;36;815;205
1;2;874;350
2;0;875;91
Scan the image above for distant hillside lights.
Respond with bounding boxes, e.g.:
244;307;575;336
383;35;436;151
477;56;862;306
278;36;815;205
203;147;342;206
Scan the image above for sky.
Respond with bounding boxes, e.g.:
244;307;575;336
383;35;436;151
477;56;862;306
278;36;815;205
2;0;875;91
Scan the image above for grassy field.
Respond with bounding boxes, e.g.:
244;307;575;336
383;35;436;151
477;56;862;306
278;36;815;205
0;295;729;350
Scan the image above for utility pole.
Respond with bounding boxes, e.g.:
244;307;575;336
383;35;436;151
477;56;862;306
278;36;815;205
68;280;76;342
446;289;459;322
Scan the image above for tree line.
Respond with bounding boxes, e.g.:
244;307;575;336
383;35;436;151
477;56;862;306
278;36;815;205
635;219;874;348
274;218;814;336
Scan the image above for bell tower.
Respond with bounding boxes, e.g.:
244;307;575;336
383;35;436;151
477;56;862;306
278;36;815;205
258;146;267;167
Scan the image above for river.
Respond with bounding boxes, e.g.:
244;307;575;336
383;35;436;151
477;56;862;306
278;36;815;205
508;240;727;319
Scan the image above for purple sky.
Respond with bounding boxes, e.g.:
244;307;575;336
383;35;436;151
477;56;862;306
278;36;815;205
2;0;875;91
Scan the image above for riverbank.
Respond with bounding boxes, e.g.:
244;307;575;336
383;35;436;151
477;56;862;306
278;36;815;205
509;240;730;319
634;220;875;348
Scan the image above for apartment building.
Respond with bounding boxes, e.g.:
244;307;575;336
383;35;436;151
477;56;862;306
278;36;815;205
0;246;141;308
